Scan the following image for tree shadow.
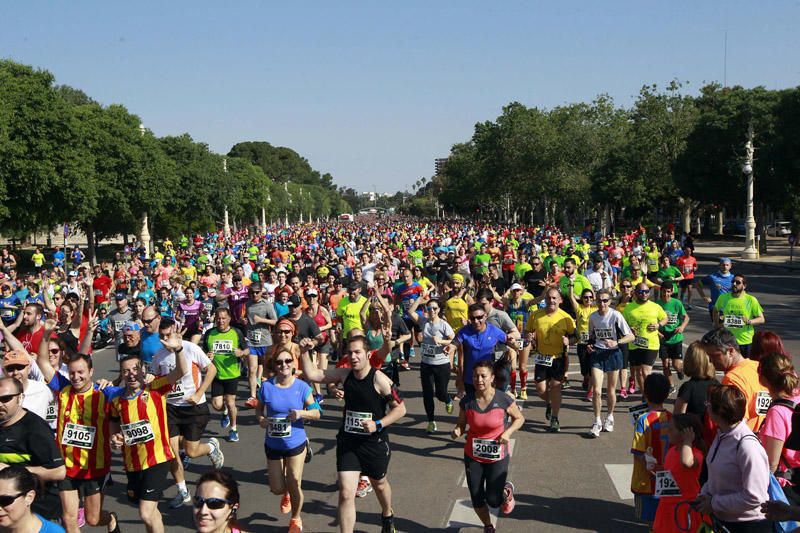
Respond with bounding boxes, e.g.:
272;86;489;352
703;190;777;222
508;493;647;532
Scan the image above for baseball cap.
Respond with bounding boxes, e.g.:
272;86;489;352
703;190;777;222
115;293;128;300
306;288;318;297
287;294;302;308
510;283;524;291
122;322;142;333
2;349;31;369
719;257;732;265
348;281;361;291
68;271;78;277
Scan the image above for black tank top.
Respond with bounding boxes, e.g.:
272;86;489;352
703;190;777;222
340;367;387;438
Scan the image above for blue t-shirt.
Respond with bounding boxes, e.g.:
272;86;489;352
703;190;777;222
36;514;66;532
0;295;21;324
455;323;507;385
53;251;65;267
701;271;734;309
140;331;162;364
258;377;312;451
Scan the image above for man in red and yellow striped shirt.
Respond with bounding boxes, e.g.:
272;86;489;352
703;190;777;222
108;330;189;533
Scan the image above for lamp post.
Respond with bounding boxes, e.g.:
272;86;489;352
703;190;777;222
138;123;151;258
741;124;757;259
223;158;231;240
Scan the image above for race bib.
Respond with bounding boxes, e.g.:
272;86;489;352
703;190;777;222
516;339;524;351
629;403;649;425
114;320;126;331
212;340;234;353
249;330;262;343
683;266;693;274
666;313;678;327
654;470;682;498
472;438;502;461
45;401;57;423
421;343;443;357
723;315;745;328
595;328;613;341
533;353;554;367
579;331;589;343
61;422;97;449
344;410;372;434
203;302;214;313
634;335;649;348
166;380;186;401
0;309;12;318
267;417;292;438
121;420;155;446
755;391;772;416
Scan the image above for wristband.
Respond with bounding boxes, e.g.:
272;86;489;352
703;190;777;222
375;419;383;431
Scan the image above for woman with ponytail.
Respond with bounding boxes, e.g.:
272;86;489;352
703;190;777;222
758;351;800;503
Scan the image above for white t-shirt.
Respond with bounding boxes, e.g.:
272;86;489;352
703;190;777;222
151;341;212;407
23;379;54;422
588;309;632;350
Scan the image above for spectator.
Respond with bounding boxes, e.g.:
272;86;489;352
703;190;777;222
749;331;789;362
0;465;65;532
193;469;246;533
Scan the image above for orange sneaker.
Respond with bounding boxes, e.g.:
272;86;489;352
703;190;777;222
288;517;303;532
280;492;291;514
245;397;258;408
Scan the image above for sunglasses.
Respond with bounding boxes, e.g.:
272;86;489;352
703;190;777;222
4;365;27;373
142;316;158;325
0;492;25;507
278;330;293;335
469;315;486;321
193;496;233;510
636;290;650;294
598;298;611;303
275;359;293;366
622;285;632;289
427;307;439;312
49;348;62;355
0;393;21;404
582;296;594;300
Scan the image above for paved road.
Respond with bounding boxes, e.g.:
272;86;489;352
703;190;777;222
89;256;799;533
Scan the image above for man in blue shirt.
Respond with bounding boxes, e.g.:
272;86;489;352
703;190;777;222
696;257;735;322
52;246;65;270
0;284;21;325
455;303;508;396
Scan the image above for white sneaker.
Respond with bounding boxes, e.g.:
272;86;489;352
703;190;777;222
588;421;601;438
602;416;615;433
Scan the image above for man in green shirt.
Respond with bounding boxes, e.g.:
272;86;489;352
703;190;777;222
714;274;765;357
202;307;249;442
654;256;683;290
558;258;592;316
473;245;491;278
655;284;689;391
622;282;668;391
514;253;533;282
336;283;369;339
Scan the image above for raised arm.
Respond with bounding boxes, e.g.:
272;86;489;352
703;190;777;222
36;319;59;383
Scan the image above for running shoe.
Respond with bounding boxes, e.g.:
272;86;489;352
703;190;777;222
669;386;676;397
686;304;693;310
289;517;303;533
586;389;593;401
518;389;528;401
426;421;437;434
501;481;516;515
180;449;190;469
169;487;191;509
545;403;552;421
313;393;324;405
207;437;224;469
446;400;454;414
109;512;121;533
627;383;636;395
399;359;411;371
409;346;416;358
305;438;313;464
381;514;396;533
77;507;86;527
603;416;615;433
588;421;602;438
356;478;372;498
245;397;258;408
220;412;231;429
228;429;239;442
619;388;629;400
280;492;291;514
548;417;560;433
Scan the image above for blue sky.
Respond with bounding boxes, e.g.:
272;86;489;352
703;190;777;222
3;2;798;193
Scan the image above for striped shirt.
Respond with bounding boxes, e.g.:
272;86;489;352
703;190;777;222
108;377;174;472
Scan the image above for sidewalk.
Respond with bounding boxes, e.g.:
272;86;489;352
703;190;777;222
694;237;799;270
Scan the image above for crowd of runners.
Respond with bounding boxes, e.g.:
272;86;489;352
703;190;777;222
0;218;797;533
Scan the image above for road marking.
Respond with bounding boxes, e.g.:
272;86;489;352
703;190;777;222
448;498;498;529
460;439;516;488
604;464;634;500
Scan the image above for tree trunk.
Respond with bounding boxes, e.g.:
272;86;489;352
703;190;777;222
86;225;96;266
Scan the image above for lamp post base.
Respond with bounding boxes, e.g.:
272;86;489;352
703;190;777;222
740;248;758;260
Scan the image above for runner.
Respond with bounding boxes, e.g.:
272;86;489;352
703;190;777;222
503;284;534;400
456;303;508;398
586;289;633;438
408;295;455;434
655;283;689;393
151;318;224;508
451;360;524;533
675;246;698;309
107;331;190;533
567;286;597;399
695;257;734;322
257;348;321;533
525;288;575;433
622;282;667;395
244;282;277;408
202;307;249;442
713;274;765;357
35;322;120;533
299;335;406;533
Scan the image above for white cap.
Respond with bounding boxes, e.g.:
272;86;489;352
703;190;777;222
510;283;524;291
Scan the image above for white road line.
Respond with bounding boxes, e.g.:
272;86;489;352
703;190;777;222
604;464;634;500
448;498;498;529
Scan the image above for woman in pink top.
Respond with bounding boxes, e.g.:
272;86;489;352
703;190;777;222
758;351;800;503
193;470;248;533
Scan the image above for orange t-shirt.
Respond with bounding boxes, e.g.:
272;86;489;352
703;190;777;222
722;358;768;431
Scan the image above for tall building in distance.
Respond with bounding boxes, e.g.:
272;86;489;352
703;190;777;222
434;157;448;176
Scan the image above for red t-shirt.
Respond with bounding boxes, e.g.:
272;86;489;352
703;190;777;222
461;391;515;463
676;256;697;280
335;349;385;370
14;326;45;354
93;275;113;304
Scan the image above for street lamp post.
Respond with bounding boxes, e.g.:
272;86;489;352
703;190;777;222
138;123;151;258
223;158;231;240
741;124;757;259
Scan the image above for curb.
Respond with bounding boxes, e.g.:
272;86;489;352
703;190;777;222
694;251;799;272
